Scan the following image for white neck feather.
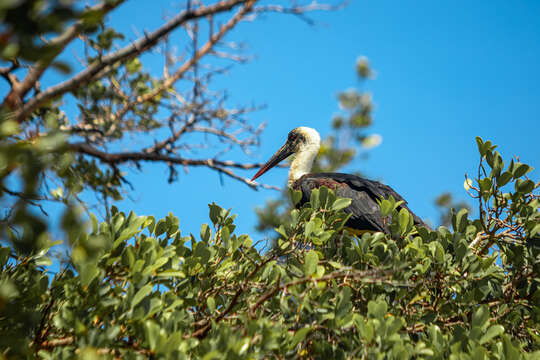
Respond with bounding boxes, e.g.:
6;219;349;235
287;127;320;187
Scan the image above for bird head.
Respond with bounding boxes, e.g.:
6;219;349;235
251;127;320;182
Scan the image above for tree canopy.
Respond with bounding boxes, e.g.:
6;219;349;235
1;1;539;359
1;136;539;359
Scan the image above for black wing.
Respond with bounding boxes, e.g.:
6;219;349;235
293;173;427;233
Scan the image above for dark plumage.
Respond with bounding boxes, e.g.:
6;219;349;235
251;127;427;234
292;173;427;233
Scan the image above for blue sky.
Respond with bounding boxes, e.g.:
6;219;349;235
106;0;540;239
12;0;540;243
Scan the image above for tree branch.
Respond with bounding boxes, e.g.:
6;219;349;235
248;269;394;318
0;60;20;87
115;0;256;121
251;0;346;25
69;142;282;190
2;1;124;111
188;251;288;339
14;0;250;122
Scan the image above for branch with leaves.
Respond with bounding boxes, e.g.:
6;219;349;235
465;137;538;255
0;0;337;230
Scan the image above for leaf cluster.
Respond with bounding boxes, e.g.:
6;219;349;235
2;0;327;250
1;138;538;359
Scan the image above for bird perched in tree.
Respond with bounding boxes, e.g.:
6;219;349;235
251;126;427;234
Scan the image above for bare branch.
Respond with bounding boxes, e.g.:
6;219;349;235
253;1;346;14
1;185;50;216
114;0;256;120
14;0;251;122
185;125;257;146
251;0;346;25
69;142;282;190
143;114;198;154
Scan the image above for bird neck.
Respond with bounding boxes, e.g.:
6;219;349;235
288;145;319;187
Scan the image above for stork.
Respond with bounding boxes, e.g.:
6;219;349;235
251;126;427;234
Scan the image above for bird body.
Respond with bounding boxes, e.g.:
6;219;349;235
292;172;426;233
251;127;426;234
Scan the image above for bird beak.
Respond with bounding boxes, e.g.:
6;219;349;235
251;142;294;181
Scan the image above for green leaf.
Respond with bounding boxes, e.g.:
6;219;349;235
194;242;211;264
310;188;320;209
90;213;98;233
303;250;318;276
275;225;288;239
0;247;9;267
476;136;485;156
290;189;303;206
332;197;351;211
502;335;520;359
512;163;532;179
143;257;169;275
126;57;142;74
367;300;387;319
209;203;222;226
471;305;490;329
207;297;216;312
220;226;230;244
144;320;161;351
81;8;106;26
398;208;411;235
491;151;503;175
336;287;352;318
454;208;468;233
116;215;145;243
393;200;405;211
156;270;185;278
434;243;445;263
386;317;404;335
531;223;540;237
479;178;492;194
132;284;153;308
291;327;312;346
0;278;19;300
164;332;184;354
479;325;504;344
145;216;156;234
155;219;168;237
305;217;322;237
34;256;52;267
496;171;512;187
516;179;535;194
200;223;212;243
357;319;374;342
106;325;121;341
122;247;135;267
379;199;392;217
486;149;494;168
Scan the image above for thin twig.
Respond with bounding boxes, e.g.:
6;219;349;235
13;0;251;122
69;142;282;190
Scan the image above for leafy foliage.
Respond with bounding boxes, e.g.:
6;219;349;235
0;0;81;62
0;1;538;358
0;0;332;256
1;138;538;359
